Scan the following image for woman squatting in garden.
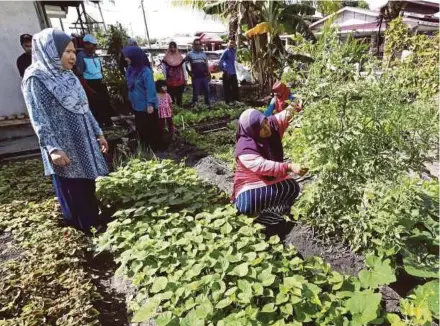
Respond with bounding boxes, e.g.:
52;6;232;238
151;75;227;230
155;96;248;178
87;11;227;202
22;28;109;232
232;107;307;239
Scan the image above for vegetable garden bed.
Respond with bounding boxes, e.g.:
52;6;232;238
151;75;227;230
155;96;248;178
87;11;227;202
0;160;128;325
1;18;439;326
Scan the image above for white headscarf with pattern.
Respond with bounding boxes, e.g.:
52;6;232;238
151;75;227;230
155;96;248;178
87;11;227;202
22;28;89;115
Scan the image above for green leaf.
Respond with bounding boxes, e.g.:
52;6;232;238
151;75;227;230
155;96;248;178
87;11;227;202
244;305;259;320
283;276;304;289
280;303;293;316
257;266;276;287
132;299;160;322
359;256;396;288
345;290;381;324
403;253;439;278
413;280;439;319
238;279;252;293
155;311;173;326
216;297;232;309
253;283;264;296
221;222;233;234
385;313;405;326
195;301;213;320
253;242;269;252
276;292;289;305
186;264;203;279
151;277;168;294
230;262;249;277
261;303;276;313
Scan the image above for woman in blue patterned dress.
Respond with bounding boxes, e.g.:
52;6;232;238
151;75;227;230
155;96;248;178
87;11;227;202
21;28;109;232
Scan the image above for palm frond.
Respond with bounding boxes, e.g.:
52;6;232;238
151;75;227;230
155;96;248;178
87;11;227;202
170;0;207;10
203;0;230;16
279;14;316;41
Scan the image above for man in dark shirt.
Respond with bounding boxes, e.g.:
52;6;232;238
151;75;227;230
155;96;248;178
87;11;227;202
16;34;32;77
185;38;211;107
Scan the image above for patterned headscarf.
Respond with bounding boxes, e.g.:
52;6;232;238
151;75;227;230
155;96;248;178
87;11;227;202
235;109;283;162
22;28;89;115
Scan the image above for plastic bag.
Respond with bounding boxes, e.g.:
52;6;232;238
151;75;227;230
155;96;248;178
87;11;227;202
235;62;254;84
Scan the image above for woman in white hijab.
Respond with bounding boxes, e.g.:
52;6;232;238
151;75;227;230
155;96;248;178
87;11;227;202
22;28;109;232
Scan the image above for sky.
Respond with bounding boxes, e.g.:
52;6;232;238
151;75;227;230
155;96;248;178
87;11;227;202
53;0;226;39
51;0;439;39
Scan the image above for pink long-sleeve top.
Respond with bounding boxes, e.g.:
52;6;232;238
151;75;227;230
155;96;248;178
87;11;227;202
232;110;290;199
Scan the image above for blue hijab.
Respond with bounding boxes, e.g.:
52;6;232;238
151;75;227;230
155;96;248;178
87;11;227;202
122;46;150;90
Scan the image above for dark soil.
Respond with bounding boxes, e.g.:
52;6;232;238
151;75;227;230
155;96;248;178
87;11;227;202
195;156;234;194
155;133;209;167
284;223;365;275
86;250;130;326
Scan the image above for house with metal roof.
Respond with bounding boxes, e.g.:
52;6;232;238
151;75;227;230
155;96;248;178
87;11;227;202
309;1;439;58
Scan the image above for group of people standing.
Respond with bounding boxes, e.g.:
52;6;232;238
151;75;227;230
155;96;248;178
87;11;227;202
19;28;305;240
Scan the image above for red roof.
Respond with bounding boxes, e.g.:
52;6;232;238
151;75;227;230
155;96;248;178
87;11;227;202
199;33;223;44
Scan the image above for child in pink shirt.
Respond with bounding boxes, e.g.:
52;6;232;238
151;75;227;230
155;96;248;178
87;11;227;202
156;80;175;134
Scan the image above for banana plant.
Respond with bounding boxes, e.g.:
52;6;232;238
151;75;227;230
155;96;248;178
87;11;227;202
243;1;315;89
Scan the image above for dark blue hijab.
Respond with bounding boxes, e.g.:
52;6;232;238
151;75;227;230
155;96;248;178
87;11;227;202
122;46;150;90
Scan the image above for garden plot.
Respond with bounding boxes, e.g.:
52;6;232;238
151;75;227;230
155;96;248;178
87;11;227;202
95;159;411;325
0;160;129;325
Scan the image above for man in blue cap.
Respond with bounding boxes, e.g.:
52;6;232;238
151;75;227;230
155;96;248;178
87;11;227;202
76;34;113;127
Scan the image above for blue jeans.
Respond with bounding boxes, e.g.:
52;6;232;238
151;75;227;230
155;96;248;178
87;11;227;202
192;77;210;105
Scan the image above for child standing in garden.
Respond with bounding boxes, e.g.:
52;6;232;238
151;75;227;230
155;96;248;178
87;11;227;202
156;80;176;135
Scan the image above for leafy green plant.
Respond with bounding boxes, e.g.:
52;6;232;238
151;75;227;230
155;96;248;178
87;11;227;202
283;24;438;256
0;160;100;325
384;17;439;100
95;159;398;325
174;101;244;127
387;280;439;325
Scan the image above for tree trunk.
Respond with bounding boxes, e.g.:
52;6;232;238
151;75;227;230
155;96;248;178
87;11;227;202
227;1;238;41
245;4;272;95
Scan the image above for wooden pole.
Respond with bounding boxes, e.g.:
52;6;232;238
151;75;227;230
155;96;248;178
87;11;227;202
76;6;85;35
80;1;91;34
140;0;151;48
97;2;107;32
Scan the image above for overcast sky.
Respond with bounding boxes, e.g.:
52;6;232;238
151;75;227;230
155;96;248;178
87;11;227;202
51;0;439;39
53;0;226;39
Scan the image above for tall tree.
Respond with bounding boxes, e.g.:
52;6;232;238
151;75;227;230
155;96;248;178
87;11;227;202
175;0;315;93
